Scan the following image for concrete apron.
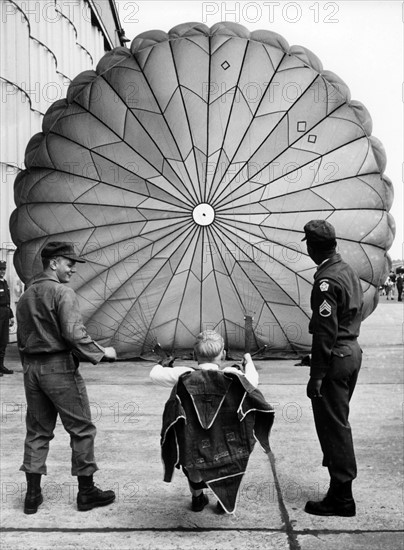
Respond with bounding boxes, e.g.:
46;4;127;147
0;302;403;550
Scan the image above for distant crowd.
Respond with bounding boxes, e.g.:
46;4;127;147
379;270;403;301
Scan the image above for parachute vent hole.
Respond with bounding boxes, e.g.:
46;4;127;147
192;204;215;226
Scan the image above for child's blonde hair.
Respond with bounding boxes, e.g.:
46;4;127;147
193;330;224;361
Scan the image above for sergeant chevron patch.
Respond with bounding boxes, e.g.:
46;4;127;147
319;300;332;317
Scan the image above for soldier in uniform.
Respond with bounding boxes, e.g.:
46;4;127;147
396;272;403;302
17;242;117;514
0;260;15;376
302;220;363;517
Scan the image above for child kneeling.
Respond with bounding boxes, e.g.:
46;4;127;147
150;330;274;514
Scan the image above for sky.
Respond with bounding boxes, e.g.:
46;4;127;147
116;0;403;261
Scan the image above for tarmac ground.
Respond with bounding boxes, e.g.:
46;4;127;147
0;300;403;550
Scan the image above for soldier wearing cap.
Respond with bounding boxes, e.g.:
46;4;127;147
16;242;117;514
302;220;363;517
0;259;15;376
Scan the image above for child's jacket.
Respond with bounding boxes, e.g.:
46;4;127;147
161;369;274;513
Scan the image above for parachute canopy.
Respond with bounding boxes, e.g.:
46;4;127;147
10;22;395;359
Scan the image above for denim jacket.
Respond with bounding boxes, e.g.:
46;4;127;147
161;369;274;513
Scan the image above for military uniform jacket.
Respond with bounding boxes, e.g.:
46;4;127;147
0;279;13;320
16;272;104;363
309;253;363;378
161;369;274;513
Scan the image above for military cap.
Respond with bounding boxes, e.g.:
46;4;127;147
302;220;337;248
41;242;86;263
0;260;6;269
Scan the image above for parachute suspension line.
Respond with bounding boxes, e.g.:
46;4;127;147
107;75;197;207
210;221;308;352
132;59;200;206
139;224;201;355
104;221;197;352
212;72;325;208
207;48;287;205
168;40;203;203
216;131;368;214
244;314;253;354
207;223;263;351
213;216;308;308
84;72;197;208
204;225;231;345
90;218;191;348
165;224;204;349
205;40;251;205
73;218;191;302
199;226;206;334
203;34;212;204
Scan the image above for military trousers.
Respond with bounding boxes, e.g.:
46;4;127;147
20;352;98;476
311;341;362;485
0;307;9;360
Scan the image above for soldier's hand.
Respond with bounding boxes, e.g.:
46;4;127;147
103;347;117;362
9;319;15;328
306;377;323;399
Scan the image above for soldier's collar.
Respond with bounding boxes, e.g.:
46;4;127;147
316;258;331;270
315;253;341;275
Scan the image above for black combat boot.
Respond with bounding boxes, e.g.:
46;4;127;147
24;473;43;514
0;358;13;374
77;475;115;511
0;366;13;374
305;480;356;517
191;492;209;512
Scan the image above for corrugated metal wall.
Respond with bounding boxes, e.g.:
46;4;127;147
0;0;123;330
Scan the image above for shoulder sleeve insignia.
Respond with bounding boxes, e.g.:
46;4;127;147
319;300;332;317
319;281;329;292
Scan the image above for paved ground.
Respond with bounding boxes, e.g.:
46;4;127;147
0;300;403;550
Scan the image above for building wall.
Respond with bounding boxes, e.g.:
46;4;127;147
0;0;125;337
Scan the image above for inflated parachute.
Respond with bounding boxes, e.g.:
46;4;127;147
11;22;395;359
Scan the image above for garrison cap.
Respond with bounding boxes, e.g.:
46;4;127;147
0;260;6;269
302;220;337;248
41;242;86;263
